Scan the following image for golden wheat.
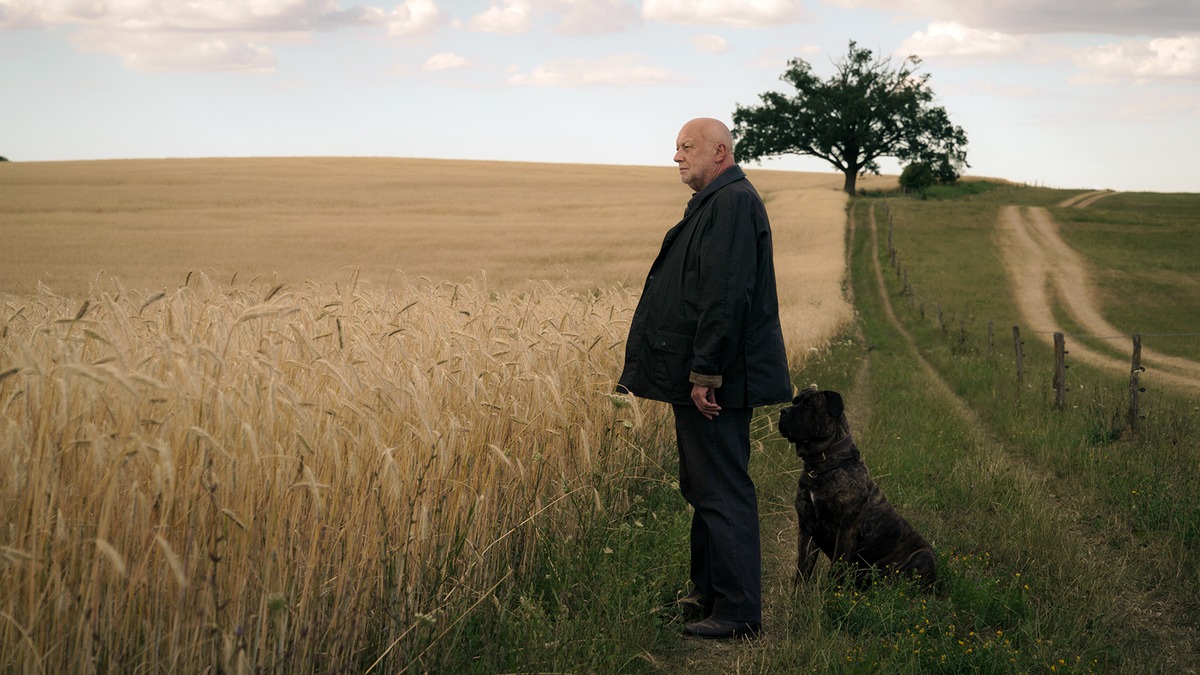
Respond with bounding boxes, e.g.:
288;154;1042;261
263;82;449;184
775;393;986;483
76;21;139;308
0;157;894;670
0;274;673;671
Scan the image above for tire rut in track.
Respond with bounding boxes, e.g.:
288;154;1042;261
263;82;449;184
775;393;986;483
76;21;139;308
868;203;1199;672
995;205;1200;393
1057;190;1118;209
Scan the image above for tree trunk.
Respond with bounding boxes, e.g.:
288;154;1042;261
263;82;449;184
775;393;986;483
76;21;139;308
842;169;857;194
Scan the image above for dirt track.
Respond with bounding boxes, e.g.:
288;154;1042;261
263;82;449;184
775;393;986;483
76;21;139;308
994;201;1200;393
1057;189;1117;209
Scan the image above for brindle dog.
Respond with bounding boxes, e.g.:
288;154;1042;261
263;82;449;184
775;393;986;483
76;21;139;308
778;389;936;588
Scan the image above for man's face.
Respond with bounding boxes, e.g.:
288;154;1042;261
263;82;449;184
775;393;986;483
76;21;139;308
674;126;718;192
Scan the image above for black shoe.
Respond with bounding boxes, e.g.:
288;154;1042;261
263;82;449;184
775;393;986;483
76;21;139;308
674;593;712;619
683;617;761;640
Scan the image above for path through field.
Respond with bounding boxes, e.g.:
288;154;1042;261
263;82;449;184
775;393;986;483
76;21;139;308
994;202;1200;393
660;175;895;674
868;205;1200;672
1057;189;1118;209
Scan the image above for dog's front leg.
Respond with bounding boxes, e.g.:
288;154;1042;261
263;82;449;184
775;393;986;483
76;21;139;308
796;529;820;584
795;489;820;584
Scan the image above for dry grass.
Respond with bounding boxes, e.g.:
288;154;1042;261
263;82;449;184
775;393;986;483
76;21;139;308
0;157;887;362
0;157;887;670
0;274;677;671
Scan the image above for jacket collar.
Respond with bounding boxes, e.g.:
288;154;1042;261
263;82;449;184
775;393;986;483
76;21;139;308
684;165;745;217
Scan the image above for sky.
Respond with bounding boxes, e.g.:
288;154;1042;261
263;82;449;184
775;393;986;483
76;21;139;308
2;0;1199;192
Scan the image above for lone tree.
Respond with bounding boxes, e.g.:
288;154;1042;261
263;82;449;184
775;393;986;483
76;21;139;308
732;41;968;194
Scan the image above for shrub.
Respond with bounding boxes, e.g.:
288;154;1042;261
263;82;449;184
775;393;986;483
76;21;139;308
900;162;936;193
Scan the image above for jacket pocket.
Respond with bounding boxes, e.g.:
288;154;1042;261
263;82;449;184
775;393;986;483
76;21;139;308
650;329;693;393
652;329;693;355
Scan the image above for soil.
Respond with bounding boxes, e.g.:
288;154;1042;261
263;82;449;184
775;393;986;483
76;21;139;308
994;202;1200;393
664;193;1200;672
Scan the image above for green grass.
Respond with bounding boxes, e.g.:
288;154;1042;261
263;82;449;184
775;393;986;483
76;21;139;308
618;186;1197;673
1053;193;1200;362
336;182;1200;672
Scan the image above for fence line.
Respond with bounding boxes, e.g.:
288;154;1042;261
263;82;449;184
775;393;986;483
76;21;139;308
1028;330;1200;340
877;200;1195;433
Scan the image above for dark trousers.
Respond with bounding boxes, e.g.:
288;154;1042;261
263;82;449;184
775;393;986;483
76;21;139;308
672;404;761;623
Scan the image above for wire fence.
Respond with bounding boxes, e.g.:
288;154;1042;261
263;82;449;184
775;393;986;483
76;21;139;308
876;200;1199;432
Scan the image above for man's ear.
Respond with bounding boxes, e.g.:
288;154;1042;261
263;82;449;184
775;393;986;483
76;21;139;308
823;390;844;421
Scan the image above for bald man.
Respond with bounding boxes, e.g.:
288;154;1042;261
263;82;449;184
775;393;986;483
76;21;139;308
618;118;791;639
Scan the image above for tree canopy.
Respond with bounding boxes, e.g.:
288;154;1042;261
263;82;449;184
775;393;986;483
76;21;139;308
732;41;968;194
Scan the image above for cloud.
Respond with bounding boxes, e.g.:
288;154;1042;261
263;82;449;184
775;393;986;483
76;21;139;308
508;54;677;86
469;0;534;34
900;22;1026;58
0;0;408;71
552;0;640;35
1;0;387;32
643;0;806;27
423;51;471;71
388;0;447;36
692;33;731;53
468;0;639;36
0;1;45;28
824;0;1200;35
1074;36;1200;83
71;31;278;73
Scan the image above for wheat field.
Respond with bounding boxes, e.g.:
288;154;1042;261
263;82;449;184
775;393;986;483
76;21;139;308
0;158;883;670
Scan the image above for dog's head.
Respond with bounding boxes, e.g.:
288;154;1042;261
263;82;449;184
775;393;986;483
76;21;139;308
778;389;846;448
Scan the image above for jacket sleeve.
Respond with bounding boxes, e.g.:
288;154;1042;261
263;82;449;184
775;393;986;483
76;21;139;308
689;189;758;387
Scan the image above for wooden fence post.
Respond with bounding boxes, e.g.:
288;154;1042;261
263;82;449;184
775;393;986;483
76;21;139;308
1013;326;1024;386
1128;334;1143;431
1053;332;1067;409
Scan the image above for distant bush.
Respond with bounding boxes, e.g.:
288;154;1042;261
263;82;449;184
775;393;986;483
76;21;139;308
0;156;9;162
900;162;936;193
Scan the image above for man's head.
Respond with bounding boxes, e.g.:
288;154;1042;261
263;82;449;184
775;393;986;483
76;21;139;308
674;118;736;192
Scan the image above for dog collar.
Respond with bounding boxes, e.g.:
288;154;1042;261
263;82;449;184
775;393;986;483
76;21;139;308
805;434;858;477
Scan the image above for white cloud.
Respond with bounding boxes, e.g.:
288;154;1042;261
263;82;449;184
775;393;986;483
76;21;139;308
1075;36;1200;83
552;0;640;35
900;22;1026;58
469;0;534;34
692;33;731;53
0;0;45;28
508;54;677;86
468;0;639;36
388;0;446;36
1;0;387;32
643;0;806;27
71;30;277;73
1;0;406;71
823;0;1200;35
423;51;470;71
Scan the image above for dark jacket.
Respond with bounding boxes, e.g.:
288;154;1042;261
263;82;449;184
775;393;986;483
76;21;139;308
617;165;791;408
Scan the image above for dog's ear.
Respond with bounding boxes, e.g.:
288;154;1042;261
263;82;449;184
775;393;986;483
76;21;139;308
823;390;844;421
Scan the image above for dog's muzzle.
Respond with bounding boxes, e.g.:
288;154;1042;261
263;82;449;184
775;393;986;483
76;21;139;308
778;406;815;442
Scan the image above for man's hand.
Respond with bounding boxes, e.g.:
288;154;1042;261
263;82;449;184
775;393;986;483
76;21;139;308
691;383;722;420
